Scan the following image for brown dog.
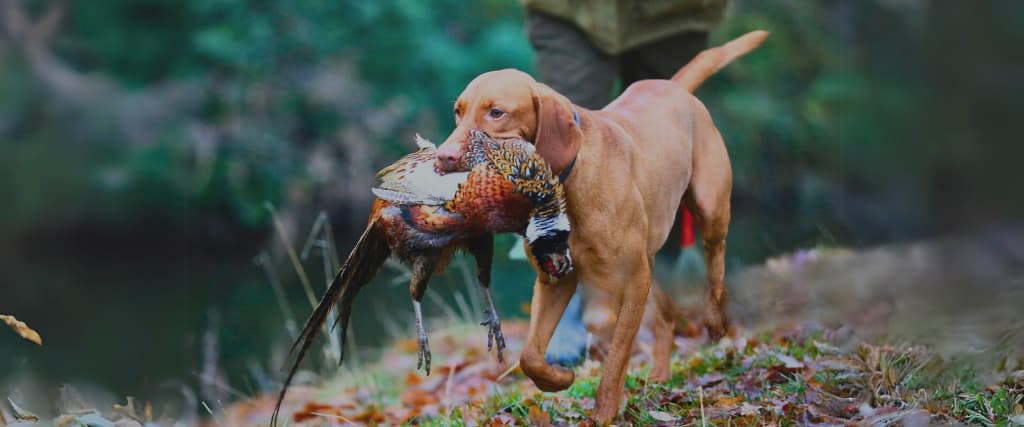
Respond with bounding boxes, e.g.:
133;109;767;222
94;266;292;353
434;31;768;423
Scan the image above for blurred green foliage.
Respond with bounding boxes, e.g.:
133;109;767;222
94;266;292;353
1;0;1021;256
1;0;533;235
703;1;1024;252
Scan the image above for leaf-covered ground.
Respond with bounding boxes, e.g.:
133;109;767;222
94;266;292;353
218;239;1024;426
223;319;1022;426
7;320;1022;426
6;240;1022;426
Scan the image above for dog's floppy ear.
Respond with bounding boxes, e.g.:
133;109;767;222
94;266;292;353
531;82;583;174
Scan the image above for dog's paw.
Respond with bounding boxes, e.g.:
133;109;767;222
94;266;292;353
704;315;732;342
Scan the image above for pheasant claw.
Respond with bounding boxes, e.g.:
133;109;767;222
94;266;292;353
414;300;431;375
479;289;506;363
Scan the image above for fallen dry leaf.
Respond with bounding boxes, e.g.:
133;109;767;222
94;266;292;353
0;315;42;345
6;397;39;422
527;404;552;427
689;355;703;370
351;406;387;423
775;353;804;369
697;372;726;387
716;395;743;407
649;410;678;422
739;402;762;416
400;388;439;407
292;402;347;423
484;413;516;426
406;371;423;386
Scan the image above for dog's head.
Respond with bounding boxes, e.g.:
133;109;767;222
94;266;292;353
434;69;583;174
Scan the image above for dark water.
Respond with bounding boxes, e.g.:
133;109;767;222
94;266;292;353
0;232;544;402
1;247;263;397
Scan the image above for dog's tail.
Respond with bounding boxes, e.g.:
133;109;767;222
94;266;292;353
271;218;391;426
671;30;769;92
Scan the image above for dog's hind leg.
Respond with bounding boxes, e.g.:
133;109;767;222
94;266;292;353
696;209;730;341
684;103;733;340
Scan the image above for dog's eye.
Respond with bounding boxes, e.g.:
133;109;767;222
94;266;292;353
488;108;505;119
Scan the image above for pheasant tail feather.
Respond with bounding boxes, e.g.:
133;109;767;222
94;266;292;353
271;220;391;426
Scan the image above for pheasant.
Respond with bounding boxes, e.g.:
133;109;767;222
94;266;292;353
272;129;572;425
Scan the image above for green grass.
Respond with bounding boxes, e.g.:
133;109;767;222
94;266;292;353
953;388;1024;426
566;376;598;399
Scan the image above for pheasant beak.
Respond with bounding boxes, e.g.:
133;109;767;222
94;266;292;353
540;252;573;281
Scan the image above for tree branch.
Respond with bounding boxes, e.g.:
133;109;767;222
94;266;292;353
0;0;203;146
0;0;88;96
32;0;68;45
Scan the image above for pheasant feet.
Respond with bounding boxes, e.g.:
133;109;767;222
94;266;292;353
480;310;506;363
414;300;432;375
478;287;506;363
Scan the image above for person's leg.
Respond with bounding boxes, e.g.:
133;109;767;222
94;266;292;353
526;11;616;366
620;31;710;86
527;11;617;109
544;290;587;366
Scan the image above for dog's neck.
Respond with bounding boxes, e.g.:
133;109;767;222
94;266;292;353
556;106;583;182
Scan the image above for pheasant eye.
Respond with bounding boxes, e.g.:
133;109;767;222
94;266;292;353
488;108;505;119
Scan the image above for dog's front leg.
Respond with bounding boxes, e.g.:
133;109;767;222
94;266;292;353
520;273;578;392
592;261;652;424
